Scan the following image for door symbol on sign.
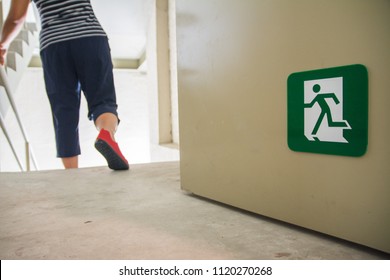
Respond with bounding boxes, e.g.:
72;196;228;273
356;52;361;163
304;77;351;143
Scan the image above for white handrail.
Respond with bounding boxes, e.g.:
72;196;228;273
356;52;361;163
0;65;39;171
0;111;24;171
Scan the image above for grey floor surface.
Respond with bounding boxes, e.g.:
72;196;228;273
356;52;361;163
0;162;388;260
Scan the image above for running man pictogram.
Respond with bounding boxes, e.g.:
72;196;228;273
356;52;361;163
303;77;351;143
304;84;350;136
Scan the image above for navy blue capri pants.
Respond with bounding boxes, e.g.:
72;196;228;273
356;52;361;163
40;36;118;158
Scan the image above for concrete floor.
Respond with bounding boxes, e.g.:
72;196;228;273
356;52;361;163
0;161;388;260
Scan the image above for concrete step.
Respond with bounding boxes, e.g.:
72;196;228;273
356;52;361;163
1;23;38;91
0;161;387;260
8;39;25;57
25;22;38;34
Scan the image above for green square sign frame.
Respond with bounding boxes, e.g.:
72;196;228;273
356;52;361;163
287;64;368;157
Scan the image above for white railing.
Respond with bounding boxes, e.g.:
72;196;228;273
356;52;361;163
0;22;39;172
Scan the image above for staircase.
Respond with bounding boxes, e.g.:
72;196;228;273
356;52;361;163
0;21;39;172
2;22;37;90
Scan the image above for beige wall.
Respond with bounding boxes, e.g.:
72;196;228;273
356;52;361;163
177;0;390;253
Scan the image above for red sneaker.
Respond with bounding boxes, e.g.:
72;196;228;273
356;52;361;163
95;129;129;170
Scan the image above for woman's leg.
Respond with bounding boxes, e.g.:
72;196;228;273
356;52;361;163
41;42;82;169
62;156;78;169
72;37;128;170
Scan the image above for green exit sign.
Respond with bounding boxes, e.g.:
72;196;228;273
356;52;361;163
288;64;368;157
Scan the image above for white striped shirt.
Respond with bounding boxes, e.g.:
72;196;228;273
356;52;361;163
32;0;107;50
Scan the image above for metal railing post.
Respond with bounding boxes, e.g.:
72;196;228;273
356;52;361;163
25;141;31;171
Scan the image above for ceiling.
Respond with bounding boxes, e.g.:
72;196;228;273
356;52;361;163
92;0;149;60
